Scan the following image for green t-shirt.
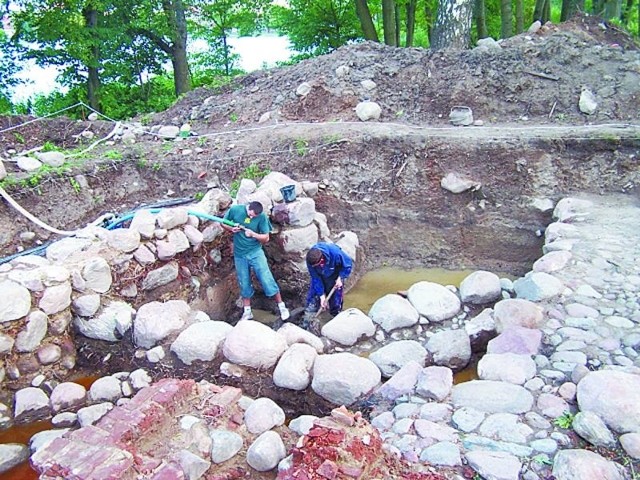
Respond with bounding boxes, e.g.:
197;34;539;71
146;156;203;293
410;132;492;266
224;204;272;258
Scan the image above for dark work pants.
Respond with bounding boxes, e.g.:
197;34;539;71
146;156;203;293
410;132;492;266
305;273;343;316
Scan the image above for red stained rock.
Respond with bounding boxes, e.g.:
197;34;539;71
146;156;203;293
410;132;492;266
330;406;355;427
339;465;363;478
316;459;338;479
148;461;185;479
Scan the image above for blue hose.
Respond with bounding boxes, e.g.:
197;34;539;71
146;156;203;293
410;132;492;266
0;200;237;265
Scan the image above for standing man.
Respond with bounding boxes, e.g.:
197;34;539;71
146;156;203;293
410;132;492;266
222;201;290;322
305;242;353;317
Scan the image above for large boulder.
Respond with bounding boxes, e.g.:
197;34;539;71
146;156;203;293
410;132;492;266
452;380;534;414
273;343;317;391
133;300;190;348
407;282;461;322
311;353;381;405
514;272;564;301
74;301;135;342
426;329;471;370
170;321;233;365
321;309;375;346
368;294;420;332
577;370;640;434
553;449;626;480
0;280;31;323
493;299;544;333
222;320;287;369
459;271;501;304
369;340;427;377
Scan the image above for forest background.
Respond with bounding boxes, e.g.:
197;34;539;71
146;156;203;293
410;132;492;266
0;0;638;121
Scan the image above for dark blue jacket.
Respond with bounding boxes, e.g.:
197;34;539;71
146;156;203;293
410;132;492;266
307;242;353;297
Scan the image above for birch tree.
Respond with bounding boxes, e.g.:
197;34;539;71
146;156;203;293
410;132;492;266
430;0;475;49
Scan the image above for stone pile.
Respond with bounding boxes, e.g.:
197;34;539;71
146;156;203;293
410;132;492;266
1;193;640;480
14;375;449;480
360;195;640;480
0;171;359;395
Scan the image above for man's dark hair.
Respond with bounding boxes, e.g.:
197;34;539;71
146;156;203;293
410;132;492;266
306;248;323;265
248;201;263;215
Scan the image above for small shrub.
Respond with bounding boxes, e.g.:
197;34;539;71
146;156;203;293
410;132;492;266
294;138;308;156
105;150;123;160
42;141;60;152
69;177;82;194
229;163;271;198
553;411;575;429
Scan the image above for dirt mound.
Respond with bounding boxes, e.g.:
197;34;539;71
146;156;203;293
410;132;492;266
1;13;639;271
153;13;639;132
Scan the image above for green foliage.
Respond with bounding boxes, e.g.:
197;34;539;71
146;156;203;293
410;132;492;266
229;163;271;197
0;174;18;190
531;454;553;466
197;136;208;146
0;160;78;193
194;191;205;201
140;113;154;126
0;29;21;112
69;177;82;194
42;141;60;152
190;0;270;75
294;138;308;156
268;0;361;55
105;150;123;161
13;133;26;144
553;411;575;429
151;162;162;171
322;133;342;144
229;112;238;122
136;158;148;168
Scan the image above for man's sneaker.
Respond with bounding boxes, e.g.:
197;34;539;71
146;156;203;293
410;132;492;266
240;310;254;321
279;306;290;321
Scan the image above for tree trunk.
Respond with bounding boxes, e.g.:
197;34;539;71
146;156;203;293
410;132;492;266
592;0;604;15
515;0;524;33
394;3;401;46
603;0;621;19
500;0;512;38
430;0;475;50
162;0;191;96
621;0;633;22
425;2;435;45
474;0;488;39
223;33;230;76
406;0;417;46
354;0;379;41
83;7;101;112
533;0;546;21
543;0;550;22
382;0;397;46
561;0;582;20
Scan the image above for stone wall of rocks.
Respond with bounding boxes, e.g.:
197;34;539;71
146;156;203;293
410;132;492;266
1;193;639;480
0;171;360;397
